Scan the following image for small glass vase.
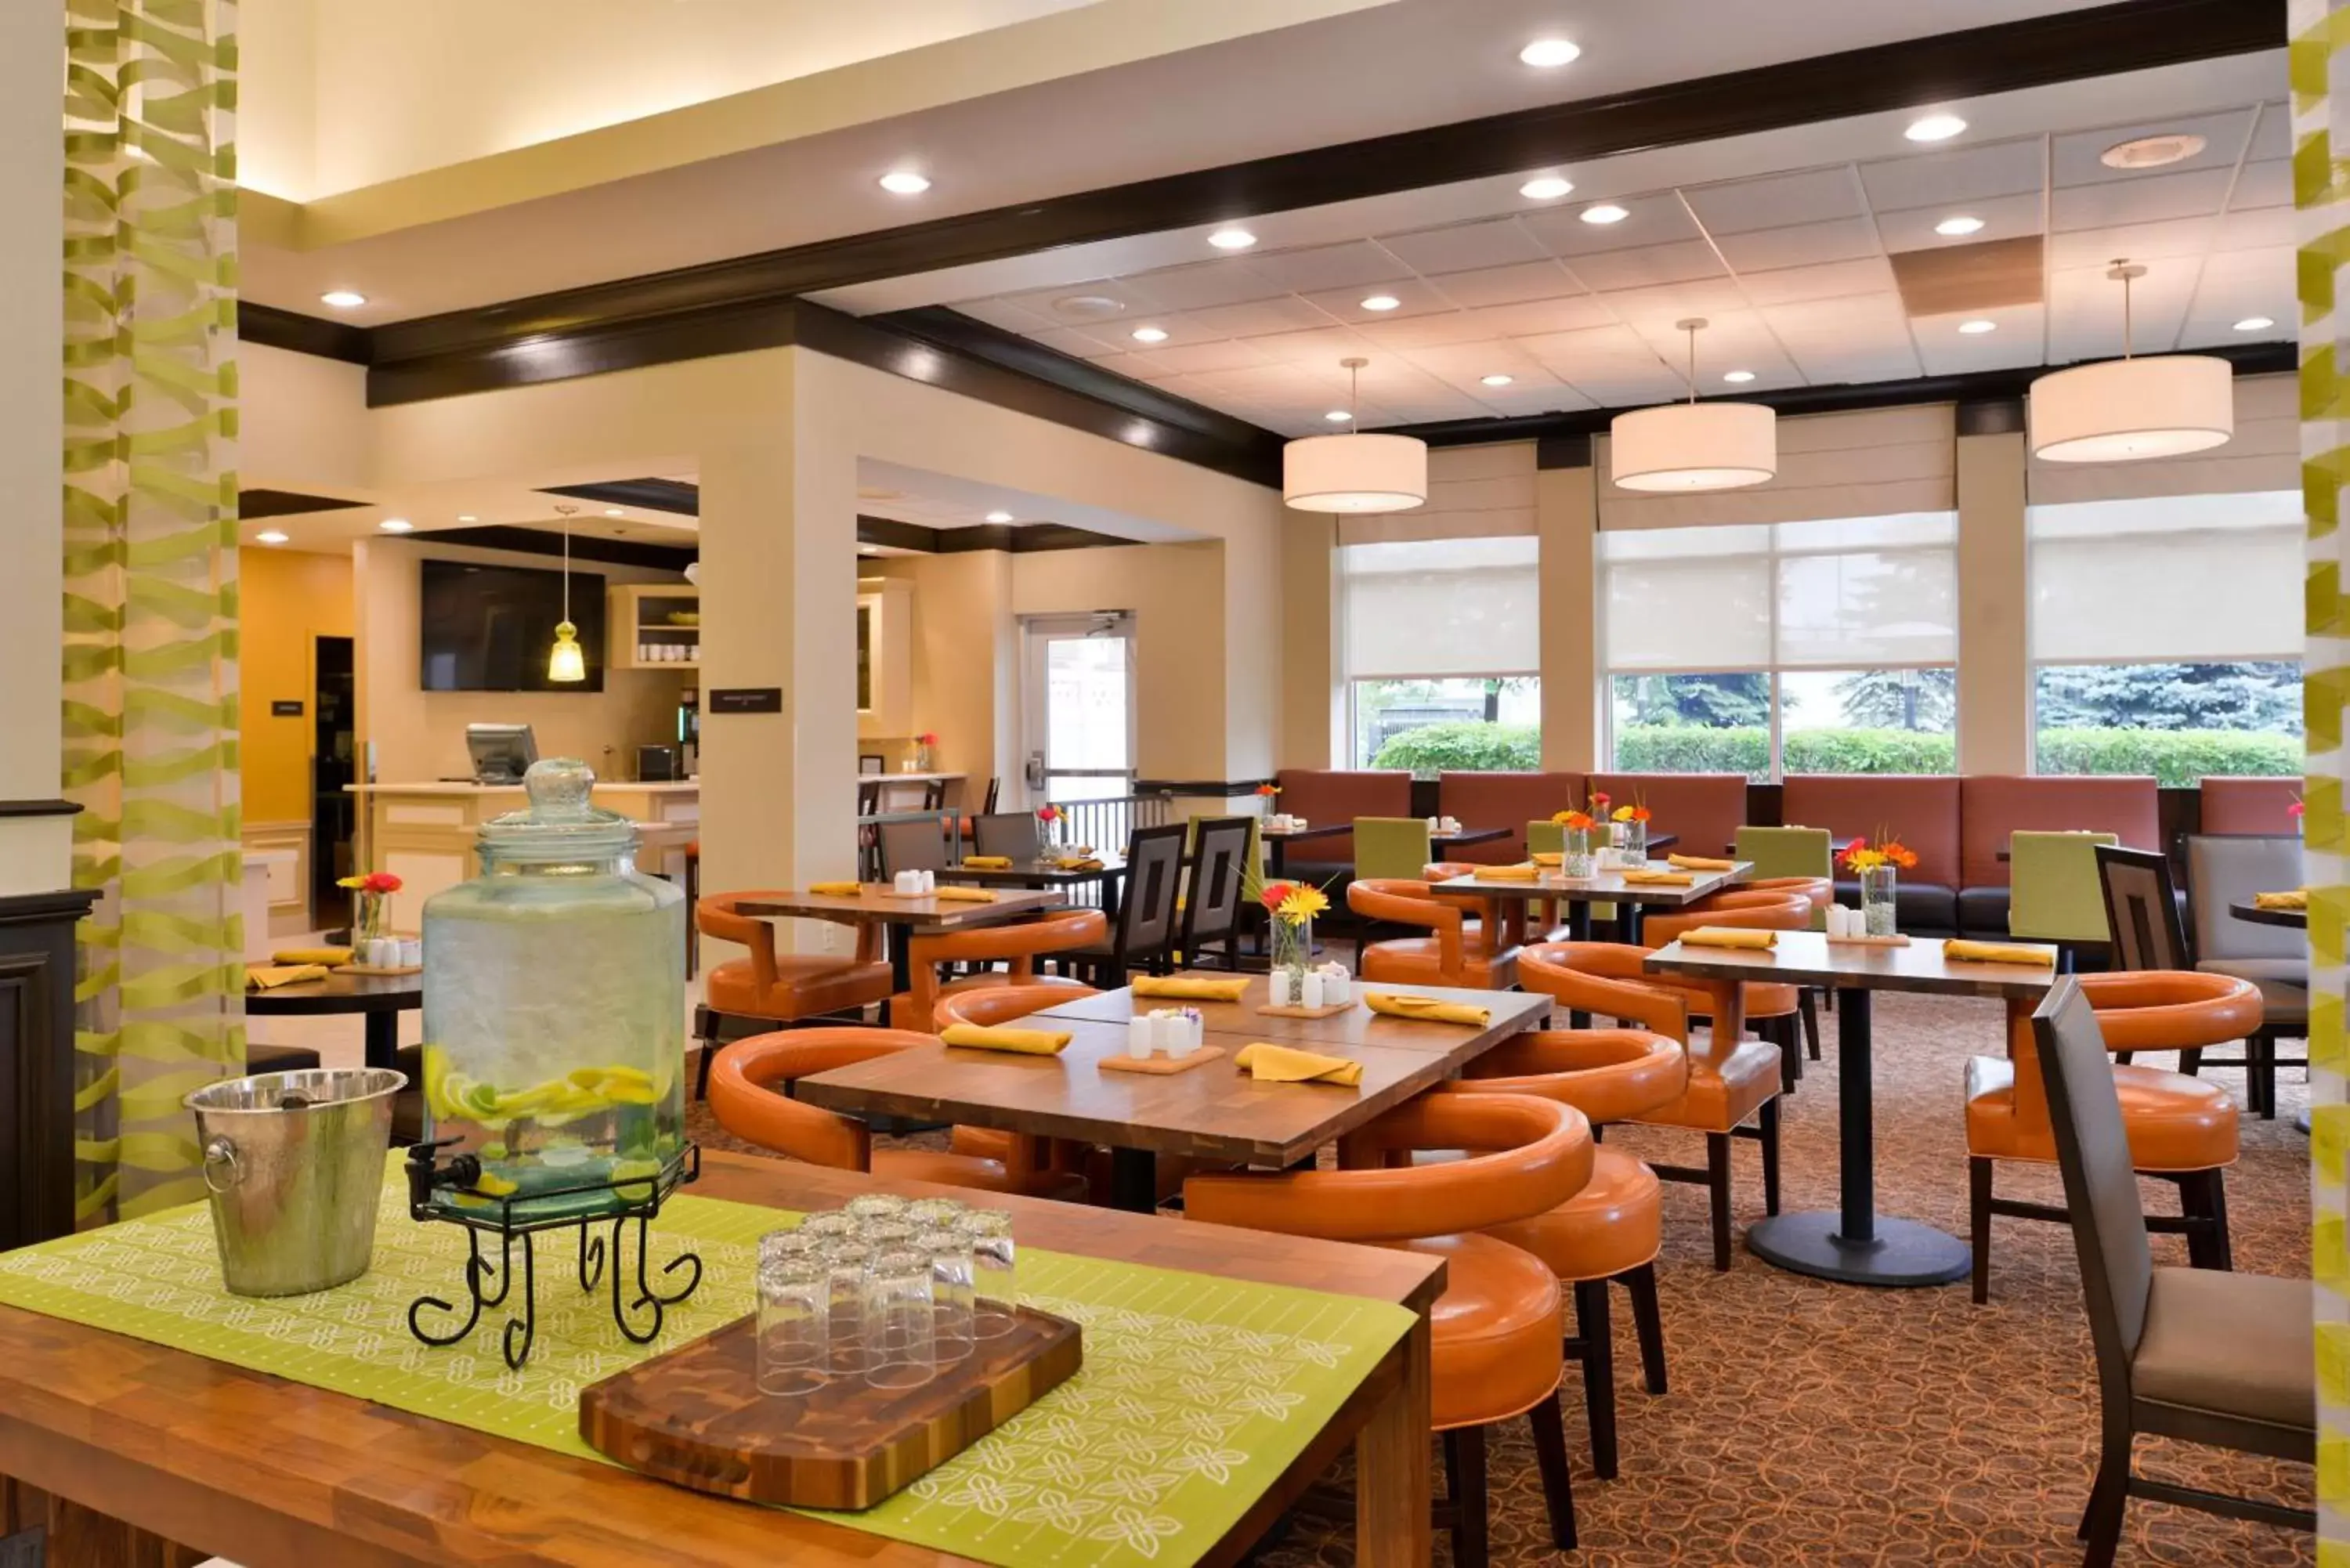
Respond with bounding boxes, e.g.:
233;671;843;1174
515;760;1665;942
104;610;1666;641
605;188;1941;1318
1860;865;1898;937
1618;820;1647;865
1563;829;1597;879
355;890;389;941
1270;916;1312;995
914;742;935;772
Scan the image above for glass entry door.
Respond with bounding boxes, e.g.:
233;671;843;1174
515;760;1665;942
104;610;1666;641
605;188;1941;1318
1021;612;1136;804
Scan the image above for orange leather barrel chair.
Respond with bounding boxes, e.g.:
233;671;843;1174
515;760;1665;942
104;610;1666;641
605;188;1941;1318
933;983;1097;1183
1445;1029;1684;1482
1186;1093;1594;1563
1518;940;1784;1270
1734;876;1831;1068
1967;970;2254;1303
694;891;895;1099
707;1027;1090;1202
888;908;1107;1029
1650;889;1814;1093
1348;877;1520;989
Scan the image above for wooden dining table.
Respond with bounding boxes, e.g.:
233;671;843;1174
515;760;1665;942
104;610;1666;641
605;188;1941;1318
1434;857;1751;947
0;1152;1444;1568
797;977;1552;1212
736;884;1070;991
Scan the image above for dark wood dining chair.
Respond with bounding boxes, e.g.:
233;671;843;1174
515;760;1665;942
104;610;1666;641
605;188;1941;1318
920;779;948;811
971;811;1043;862
1064;822;1187;985
876;815;953;876
2030;977;2312;1564
1179;815;1253;970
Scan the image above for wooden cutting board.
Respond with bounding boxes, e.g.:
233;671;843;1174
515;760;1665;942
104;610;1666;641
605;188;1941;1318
579;1305;1082;1508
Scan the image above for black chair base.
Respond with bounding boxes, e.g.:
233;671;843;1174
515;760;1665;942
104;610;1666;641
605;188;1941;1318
1649;1097;1782;1271
2175;1028;2308;1120
1565;1261;1668;1480
1440;1395;1577;1566
1969;1157;2231;1305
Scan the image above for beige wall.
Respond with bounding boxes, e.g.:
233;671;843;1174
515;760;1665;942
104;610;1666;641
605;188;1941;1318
867;551;1016;787
239;547;354;826
352;537;693;784
1277;515;1338;769
1956;430;2031;774
243;342;371;494
1537;464;1600;771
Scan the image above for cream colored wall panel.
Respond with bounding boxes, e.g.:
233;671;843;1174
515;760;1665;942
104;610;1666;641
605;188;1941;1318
381;849;467;931
385;803;468;828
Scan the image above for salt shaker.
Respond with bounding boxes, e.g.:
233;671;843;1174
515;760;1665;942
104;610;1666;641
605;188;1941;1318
1300;970;1325;1009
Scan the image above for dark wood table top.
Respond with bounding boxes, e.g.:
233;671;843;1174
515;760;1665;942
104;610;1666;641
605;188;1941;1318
2229;899;2308;930
1036;976;1551;1053
1646;930;2059;999
1434;858;1752;907
0;1151;1442;1568
241;970;423;1014
804;981;1547;1165
942;854;1126;887
736;885;1067;930
1430;826;1509;849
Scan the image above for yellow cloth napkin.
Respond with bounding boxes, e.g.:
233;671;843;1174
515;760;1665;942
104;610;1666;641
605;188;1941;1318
1943;938;2057;968
1365;992;1491;1027
1666;854;1737;871
1531;851;1563;867
271;945;352;967
940;1023;1070;1055
1619;869;1697;886
1679;927;1776;950
808;881;862;897
1475;862;1541;881
1234;1042;1363;1086
1132;974;1249;1001
1051;857;1106;873
246;963;328;991
931;886;999;903
960;855;1014;870
2254;889;2308;911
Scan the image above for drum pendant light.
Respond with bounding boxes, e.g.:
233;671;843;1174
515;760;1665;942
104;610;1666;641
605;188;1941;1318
1282;356;1428;512
548;505;587;684
1610;319;1777;491
2030;262;2232;462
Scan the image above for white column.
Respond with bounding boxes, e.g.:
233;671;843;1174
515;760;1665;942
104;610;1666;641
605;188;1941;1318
1538;463;1600;771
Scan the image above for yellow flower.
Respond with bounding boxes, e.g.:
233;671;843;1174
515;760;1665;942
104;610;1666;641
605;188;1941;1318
1845;848;1887;873
336;874;368;890
1276;885;1329;925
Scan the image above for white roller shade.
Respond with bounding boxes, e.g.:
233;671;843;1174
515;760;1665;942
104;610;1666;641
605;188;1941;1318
2027;374;2299;504
2028;490;2304;663
1603;553;1771;670
1342;536;1539;677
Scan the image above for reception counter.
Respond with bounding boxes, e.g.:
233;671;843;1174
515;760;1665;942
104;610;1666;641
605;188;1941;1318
351;781;699;930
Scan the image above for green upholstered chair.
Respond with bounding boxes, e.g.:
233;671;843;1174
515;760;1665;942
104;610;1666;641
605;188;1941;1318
2008;830;2120;948
1734;826;1835;932
1526;820;1564;856
1354;817;1434;881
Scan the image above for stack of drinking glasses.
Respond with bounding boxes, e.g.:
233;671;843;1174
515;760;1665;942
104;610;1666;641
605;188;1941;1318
755;1193;1021;1396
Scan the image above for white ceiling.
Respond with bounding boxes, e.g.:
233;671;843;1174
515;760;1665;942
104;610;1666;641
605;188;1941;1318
814;56;2291;435
240;488;700;557
240;0;2122;323
855;459;1204;544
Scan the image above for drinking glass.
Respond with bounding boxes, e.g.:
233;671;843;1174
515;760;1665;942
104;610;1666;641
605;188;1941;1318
917;1227;975;1363
858;1218;920;1255
954;1209;1018;1338
797;1210;860;1244
760;1228;830;1263
902;1197;967;1232
754;1254;830;1396
863;1248;937;1389
844;1194;909;1224
822;1238;874;1376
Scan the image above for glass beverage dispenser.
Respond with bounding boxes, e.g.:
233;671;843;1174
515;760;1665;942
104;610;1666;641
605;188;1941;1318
418;758;685;1220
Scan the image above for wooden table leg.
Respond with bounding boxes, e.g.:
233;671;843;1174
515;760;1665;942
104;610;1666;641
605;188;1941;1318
2;1474;204;1568
1353;1312;1432;1566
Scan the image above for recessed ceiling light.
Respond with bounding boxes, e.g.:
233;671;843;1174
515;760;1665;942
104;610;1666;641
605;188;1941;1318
1361;294;1401;312
1723;370;1757;384
1519;175;1574;201
602;508;624;517
378;518;414;533
1958;319;1998;335
1208;227;1257;251
1480;374;1515;387
457;514;478;522
1579;202;1629;226
255;529;289;545
1935;215;1985;237
1905;113;1967;143
985;511;1014;524
1131;326;1169;343
1518;38;1581;67
319;290;367;309
2233;316;2276;332
1325;410;1354;423
2101;133;2207;172
877;170;931;195
1053;294;1126;320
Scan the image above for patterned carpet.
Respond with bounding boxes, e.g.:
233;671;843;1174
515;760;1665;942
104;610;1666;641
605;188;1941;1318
688;991;2315;1566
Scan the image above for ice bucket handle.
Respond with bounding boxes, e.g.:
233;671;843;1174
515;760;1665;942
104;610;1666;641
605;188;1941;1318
202;1134;243;1194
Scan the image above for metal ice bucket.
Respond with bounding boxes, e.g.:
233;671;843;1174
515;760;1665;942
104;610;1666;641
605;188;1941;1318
185;1068;406;1297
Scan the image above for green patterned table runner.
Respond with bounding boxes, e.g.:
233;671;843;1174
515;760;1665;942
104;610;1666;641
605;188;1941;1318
0;1174;1412;1566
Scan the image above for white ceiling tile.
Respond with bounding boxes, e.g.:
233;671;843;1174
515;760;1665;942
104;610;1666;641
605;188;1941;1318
2045;219;2215;270
1565;371;1691;407
2195;244;2294;286
1130;338;1277;374
1568;240;1729;291
1518;322;1655;363
1426;259;1585;309
1473;381;1598;415
953;297;1058;334
1244;240;1411;293
1911;305;2045;376
1856;138;2046;211
1784;342;1924;385
1523;195;1704;257
999;278;1160;323
1761;291;1914;346
2052;110;2256;186
1246;325;1382;364
1171;296;1335;338
1116;259;1286;311
1456;294;1621;338
1874;192;2046;255
1353;311;1500;349
2210;204;2295;253
1733;258;1899;307
1299;279;1455;322
1401;344;1553;385
1029;325;1126;359
2247;103;2290;163
1712;217;1882;274
1682;168;1863;235
2046;262;2195;360
1376;218;1550;276
2228;159;2291;212
1593;278;1752;333
2051;168;2233;232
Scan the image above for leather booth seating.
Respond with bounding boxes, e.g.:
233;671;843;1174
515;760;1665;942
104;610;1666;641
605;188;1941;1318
1585;772;1748;858
2199;775;2305;836
1435;771;1586;865
1957;774;2159;937
1781;774;1963;935
1268;768;1411;885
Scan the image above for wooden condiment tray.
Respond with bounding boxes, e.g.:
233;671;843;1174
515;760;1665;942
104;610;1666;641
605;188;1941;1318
1101;1046;1227;1075
1822;934;1911;948
580;1304;1081;1509
337;962;424;976
1255;999;1358;1020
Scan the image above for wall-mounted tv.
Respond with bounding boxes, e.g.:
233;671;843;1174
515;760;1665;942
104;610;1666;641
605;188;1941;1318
420;558;606;692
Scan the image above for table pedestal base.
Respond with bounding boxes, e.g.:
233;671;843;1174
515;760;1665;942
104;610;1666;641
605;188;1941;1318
1747;1211;1971;1288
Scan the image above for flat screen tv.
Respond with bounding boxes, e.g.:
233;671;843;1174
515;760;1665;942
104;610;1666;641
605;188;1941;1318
419;558;606;692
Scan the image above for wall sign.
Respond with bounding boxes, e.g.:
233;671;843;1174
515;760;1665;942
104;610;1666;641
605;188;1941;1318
270;699;305;717
707;687;783;715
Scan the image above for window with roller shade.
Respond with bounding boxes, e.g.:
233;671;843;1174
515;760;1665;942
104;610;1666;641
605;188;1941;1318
2027;491;2301;784
1600;513;1959;779
1340;536;1540;770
